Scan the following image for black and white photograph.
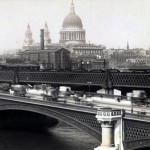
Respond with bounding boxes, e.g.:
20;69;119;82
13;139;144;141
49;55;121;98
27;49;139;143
0;0;150;150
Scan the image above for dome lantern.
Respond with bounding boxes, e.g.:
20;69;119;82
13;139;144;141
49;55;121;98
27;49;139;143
70;0;75;14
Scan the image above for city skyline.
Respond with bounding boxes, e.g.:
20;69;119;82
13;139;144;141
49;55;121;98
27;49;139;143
0;0;150;53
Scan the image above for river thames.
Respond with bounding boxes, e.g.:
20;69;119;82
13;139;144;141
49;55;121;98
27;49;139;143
0;121;99;150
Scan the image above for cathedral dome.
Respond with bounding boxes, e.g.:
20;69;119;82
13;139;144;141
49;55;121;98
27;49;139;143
62;14;83;28
62;1;83;28
59;1;86;44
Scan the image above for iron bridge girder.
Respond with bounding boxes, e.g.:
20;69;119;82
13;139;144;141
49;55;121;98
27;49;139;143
123;117;150;150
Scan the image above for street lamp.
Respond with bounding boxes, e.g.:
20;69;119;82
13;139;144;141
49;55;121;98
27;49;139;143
127;93;133;113
87;61;89;71
104;59;106;70
131;98;133;114
82;61;84;69
87;81;92;94
80;59;84;70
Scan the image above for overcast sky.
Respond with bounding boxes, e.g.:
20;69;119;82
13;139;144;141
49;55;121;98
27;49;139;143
0;0;150;53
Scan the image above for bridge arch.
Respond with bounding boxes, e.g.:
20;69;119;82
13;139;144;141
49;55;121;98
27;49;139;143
0;103;100;141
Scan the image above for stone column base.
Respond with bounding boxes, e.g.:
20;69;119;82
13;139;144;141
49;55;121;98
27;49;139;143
94;146;118;150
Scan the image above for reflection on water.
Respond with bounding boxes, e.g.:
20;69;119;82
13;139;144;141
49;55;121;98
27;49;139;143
0;122;99;150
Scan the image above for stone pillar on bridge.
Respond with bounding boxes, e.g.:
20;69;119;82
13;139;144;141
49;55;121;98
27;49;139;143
95;107;125;150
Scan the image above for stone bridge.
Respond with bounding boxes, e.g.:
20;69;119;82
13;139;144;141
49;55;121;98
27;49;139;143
0;94;150;149
0;94;101;140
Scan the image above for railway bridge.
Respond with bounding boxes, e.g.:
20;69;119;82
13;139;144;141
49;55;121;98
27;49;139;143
1;70;150;96
0;94;150;150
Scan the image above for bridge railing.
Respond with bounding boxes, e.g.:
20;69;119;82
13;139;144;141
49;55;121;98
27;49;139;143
125;112;150;120
74;90;129;101
89;92;128;100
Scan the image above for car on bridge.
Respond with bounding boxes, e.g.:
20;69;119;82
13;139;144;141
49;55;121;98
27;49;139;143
72;92;94;107
73;91;84;104
58;86;73;97
130;90;150;107
42;87;58;101
10;84;27;97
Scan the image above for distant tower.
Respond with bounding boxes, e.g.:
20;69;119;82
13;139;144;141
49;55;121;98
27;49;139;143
127;41;129;50
24;23;34;46
44;22;51;49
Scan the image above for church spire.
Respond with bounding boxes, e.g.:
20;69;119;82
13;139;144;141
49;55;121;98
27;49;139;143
24;23;33;46
44;22;51;47
70;0;75;14
127;41;129;50
26;23;31;34
44;22;48;31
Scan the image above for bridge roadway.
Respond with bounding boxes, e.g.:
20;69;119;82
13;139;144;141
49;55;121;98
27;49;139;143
1;93;150;150
0;91;150;121
1;70;150;88
11;91;150;116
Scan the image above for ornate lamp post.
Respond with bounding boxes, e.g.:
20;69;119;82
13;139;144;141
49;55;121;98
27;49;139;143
127;93;133;113
81;59;84;70
87;81;92;93
131;98;133;114
104;59;106;70
87;61;89;71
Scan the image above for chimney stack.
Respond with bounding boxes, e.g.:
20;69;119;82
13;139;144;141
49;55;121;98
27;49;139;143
40;29;44;50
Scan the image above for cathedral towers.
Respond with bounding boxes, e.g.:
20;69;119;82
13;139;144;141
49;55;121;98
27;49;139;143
23;22;51;50
23;1;86;49
44;22;51;48
24;23;34;46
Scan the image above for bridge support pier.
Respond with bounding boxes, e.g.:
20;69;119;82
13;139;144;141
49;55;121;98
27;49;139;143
101;123;114;147
94;108;124;150
105;88;114;95
95;122;117;150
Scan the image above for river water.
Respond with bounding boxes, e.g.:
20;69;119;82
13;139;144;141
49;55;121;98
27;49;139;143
0;121;99;150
